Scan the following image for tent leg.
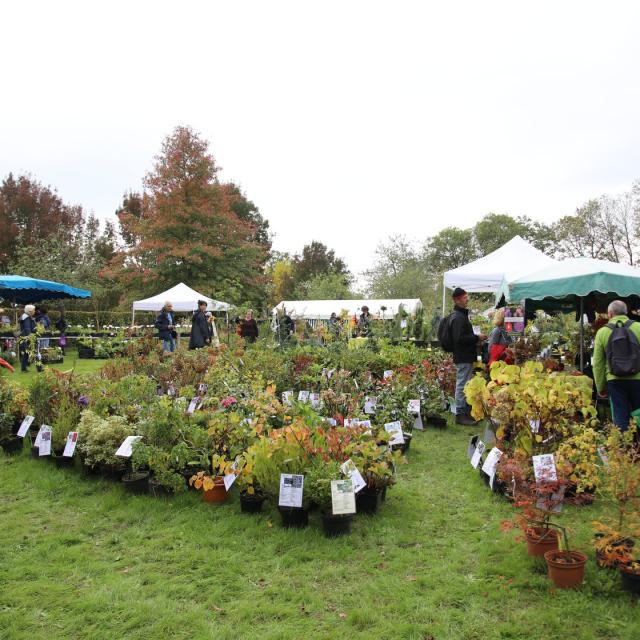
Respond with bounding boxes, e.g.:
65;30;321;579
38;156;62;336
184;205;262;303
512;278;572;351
579;297;584;372
442;276;447;315
131;309;135;328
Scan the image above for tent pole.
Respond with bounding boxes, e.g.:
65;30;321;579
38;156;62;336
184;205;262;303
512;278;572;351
579;297;584;372
131;308;135;328
442;276;446;315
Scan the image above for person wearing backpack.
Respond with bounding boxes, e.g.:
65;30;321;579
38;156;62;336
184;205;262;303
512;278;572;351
439;288;487;425
592;299;640;431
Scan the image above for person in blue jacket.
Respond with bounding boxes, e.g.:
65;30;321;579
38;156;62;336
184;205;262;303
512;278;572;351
155;301;176;353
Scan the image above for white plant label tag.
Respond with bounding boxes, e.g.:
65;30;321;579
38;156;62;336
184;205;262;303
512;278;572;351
187;397;200;414
470;441;486;469
331;479;356;515
532;453;557;483
62;431;79;457
597;447;609;467
282;390;293;406
340;459;366;494
115;435;142;458
482;447;503;488
413;414;424;430
223;462;238;492
364;396;377;414
384;421;404;446
309;393;321;408
323;417;337;427
407;399;420;415
38;427;52;456
297;390;310;403
34;425;46;447
197;383;208;395
483;426;496;447
278;473;304;508
383;370;393;380
529;419;540;434
17;415;34;438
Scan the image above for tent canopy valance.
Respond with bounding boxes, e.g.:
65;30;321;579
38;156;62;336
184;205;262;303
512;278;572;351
132;283;231;313
273;299;422;321
443;236;556;294
0;275;92;304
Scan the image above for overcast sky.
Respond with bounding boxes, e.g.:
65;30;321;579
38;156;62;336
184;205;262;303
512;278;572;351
2;1;639;277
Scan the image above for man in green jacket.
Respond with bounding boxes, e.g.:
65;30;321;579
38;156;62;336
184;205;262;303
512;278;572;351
592;300;640;431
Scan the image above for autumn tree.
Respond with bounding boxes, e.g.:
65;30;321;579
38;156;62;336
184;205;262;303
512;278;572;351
292;241;349;284
0;173;83;270
109;126;270;306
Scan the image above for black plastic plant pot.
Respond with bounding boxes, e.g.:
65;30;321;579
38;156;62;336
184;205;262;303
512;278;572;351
77;347;95;359
381;486;387;502
31;445;40;459
240;493;266;513
356;487;383;514
148;480;173;498
1;436;24;455
402;433;412;451
426;413;448;428
52;453;75;469
321;512;353;537
620;566;640;595
122;471;150;495
182;468;204;489
278;506;309;529
479;467;490;486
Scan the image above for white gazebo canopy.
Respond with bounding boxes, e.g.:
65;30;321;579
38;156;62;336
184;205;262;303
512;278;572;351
442;236;556;311
132;282;231;315
272;299;422;321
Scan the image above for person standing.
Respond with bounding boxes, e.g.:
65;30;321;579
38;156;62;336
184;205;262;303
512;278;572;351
19;304;37;372
206;311;220;348
487;307;513;367
240;310;259;343
155;301;176;353
592;300;640;431
189;300;210;350
357;306;372;337
35;306;51;348
55;308;69;355
449;288;486;425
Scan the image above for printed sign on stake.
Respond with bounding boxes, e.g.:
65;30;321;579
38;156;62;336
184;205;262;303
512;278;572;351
223;461;239;491
331;479;356;515
38;427;52;456
282;390;293;406
529;419;540;434
278;473;304;508
470;441;486;469
115;435;142;458
34;425;46;448
383;370;393;380
309;393;321;408
62;432;79;458
187;397;200;414
17;415;34;438
407;399;421;415
467;435;479;460
384;421;404;446
482;447;503;489
297;390;310;403
532;453;558;483
340;459;366;494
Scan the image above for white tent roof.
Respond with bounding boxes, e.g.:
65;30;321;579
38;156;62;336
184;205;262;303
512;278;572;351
132;282;231;312
443;236;556;293
272;299;422;320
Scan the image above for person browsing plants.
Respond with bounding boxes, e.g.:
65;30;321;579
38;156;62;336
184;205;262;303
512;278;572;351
155;301;176;353
439;288;486;425
592;299;640;431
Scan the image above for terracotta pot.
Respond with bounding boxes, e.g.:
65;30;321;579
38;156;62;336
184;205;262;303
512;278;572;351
525;527;559;557
202;477;228;503
544;550;587;589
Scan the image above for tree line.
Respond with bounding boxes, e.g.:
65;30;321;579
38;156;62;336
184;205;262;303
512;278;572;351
1;124;639;316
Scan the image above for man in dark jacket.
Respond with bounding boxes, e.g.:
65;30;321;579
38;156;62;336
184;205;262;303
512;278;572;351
19;304;37;372
450;288;486;425
155;301;176;353
189;301;210;350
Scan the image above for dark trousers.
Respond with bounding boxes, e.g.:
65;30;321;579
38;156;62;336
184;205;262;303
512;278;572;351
19;344;30;371
607;379;640;431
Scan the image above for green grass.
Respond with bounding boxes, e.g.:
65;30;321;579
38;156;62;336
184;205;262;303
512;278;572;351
1;424;638;640
1;352;105;386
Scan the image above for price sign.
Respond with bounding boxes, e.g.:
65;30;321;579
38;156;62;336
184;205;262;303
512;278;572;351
340;459;366;494
597;447;609;467
17;416;34;438
279;474;304;508
470;440;486;469
115;436;142;458
331;479;356;515
62;431;79;457
384;421;404;446
38;427;52;456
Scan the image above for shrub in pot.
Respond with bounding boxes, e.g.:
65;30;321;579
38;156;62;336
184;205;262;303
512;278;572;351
50;393;81;467
189;470;228;503
0;380;27;454
543;526;587;589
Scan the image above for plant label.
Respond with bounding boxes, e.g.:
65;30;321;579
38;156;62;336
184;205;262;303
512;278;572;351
597;447;609;467
278;473;304;508
353;379;359;390
62;431;79;457
532;453;557;483
340;459;366;494
467;435;479;460
34;425;47;448
282;390;293;406
115;435;142;458
323;417;337;427
187;397;200;414
449;396;457;415
364;396;377;414
413;414;424;430
536;487;565;513
223;468;237;492
529;419;540;434
384;421;404;446
197;383;208;395
297;390;310;403
383;370;393;380
38;426;52;456
470;441;486;469
482;447;503;489
309;393;321;408
17;415;34;438
483;426;496;447
331;479;356;515
167;385;176;397
407;399;420;415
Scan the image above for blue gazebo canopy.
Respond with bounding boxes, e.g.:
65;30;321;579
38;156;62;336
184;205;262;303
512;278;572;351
0;275;92;304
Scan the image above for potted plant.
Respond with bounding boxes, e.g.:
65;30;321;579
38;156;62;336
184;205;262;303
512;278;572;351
543;525;588;589
123;440;151;495
0;381;25;455
305;457;354;537
50;393;81;468
189;470;228;503
619;558;640;595
235;448;266;513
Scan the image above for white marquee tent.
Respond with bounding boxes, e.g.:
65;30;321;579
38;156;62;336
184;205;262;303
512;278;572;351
132;282;231;322
272;299;422;321
442;236;556;310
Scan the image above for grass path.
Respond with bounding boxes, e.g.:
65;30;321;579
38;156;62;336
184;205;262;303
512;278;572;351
1;352;105;386
1;424;638;640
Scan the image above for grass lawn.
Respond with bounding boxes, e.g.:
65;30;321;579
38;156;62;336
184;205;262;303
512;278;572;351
1;352;106;387
1;424;639;639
